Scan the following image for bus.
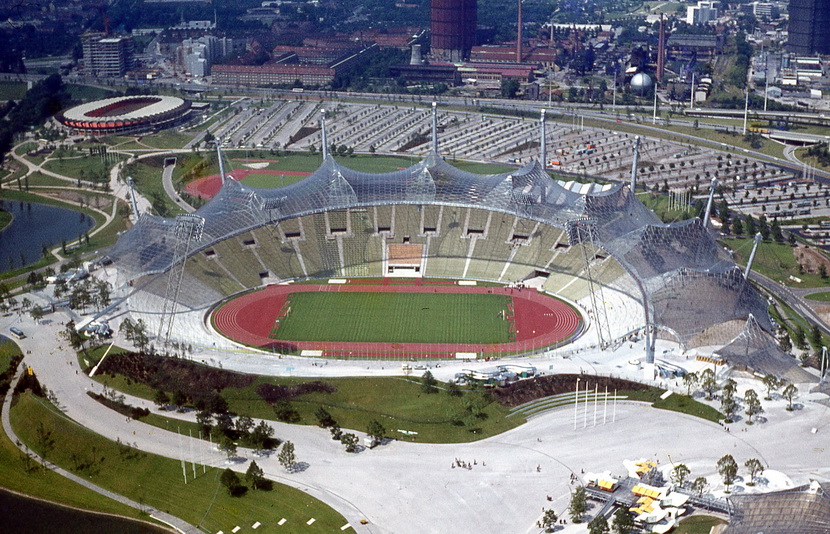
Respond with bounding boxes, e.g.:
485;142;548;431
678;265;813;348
9;327;25;339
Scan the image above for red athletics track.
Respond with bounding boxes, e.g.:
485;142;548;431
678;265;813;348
212;282;583;358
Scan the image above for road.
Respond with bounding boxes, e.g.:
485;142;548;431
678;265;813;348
2;306;829;534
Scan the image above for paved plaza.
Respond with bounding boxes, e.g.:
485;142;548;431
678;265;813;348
3;307;828;533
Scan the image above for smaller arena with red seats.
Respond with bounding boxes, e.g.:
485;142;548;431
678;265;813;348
57;95;192;136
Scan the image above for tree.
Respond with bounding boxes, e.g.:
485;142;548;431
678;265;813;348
278;441;296;470
744;388;763;423
761;374;780;400
366;419;385;446
682;371;698;396
588;515;610;534
568;486;587;523
220;468;244;496
782;383;798;411
540;509;558;532
245;460;268;490
153;389;170;408
314;406;335;428
732;217;743;235
717;455;738;492
274;400;301;423
721;390;739;423
779;332;792;354
691;477;708;497
810;323;823;351
196;410;213;433
235;415;254;438
500;78;520;98
341;432;359;453
794;326;807;349
172;390;187;408
218;435;237;461
421;370;438;394
744;458;764;486
447;381;462;397
249;421;275;453
612;508;635;534
699;368;718;400
671;464;691;487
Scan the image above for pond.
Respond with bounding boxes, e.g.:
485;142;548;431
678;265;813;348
0;487;171;534
0;199;94;272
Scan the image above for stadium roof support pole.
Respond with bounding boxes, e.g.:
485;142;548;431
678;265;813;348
539;109;547;170
745;232;763;279
217;143;226;187
127;176;140;222
702;178;718;228
320;109;329;159
431;101;439;154
630;136;641;192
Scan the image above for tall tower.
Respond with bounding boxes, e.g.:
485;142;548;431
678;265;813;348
431;0;477;62
657;14;666;82
516;0;523;63
788;0;830;54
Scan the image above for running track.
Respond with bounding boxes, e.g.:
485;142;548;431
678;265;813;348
212;283;583;359
184;169;311;199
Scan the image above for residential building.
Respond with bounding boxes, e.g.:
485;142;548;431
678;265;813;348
82;33;135;77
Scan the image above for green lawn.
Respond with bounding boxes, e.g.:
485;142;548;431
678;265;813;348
238;173;307;188
138;131;195;150
65;84;118;101
26;171;73;187
0;338;22;374
723;237;830;288
273;291;512;344
805;291;830;301
43;154;127;183
12;392;350;534
652;393;723;423
0;81;27;100
673;515;727;534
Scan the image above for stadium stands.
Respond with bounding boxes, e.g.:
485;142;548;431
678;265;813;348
110;152;775;353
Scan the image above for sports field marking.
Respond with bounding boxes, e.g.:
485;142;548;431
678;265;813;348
272;291;512;344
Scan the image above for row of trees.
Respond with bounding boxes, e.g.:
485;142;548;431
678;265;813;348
682;369;799;419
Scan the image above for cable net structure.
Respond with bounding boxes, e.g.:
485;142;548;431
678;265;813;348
724;481;830;534
108;153;773;356
715;314;815;384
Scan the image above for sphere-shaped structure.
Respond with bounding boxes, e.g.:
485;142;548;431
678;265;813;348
57;95;192;136
630;73;653;94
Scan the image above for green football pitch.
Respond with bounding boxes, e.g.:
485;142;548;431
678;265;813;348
272;291;513;344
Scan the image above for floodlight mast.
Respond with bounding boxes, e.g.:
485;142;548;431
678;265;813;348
744;232;763;279
540;109;547;170
127;176;140;222
702;178;718;228
431;101;439;153
217;143;226;187
630;136;641;192
320;109;329;159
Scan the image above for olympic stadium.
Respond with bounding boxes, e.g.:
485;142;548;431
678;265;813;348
57;95;192;136
106;109;810;382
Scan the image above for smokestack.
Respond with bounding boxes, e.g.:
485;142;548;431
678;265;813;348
539;109;547;170
657;13;665;82
516;0;523;63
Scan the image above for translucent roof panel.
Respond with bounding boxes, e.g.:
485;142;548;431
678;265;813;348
108;154;775;348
